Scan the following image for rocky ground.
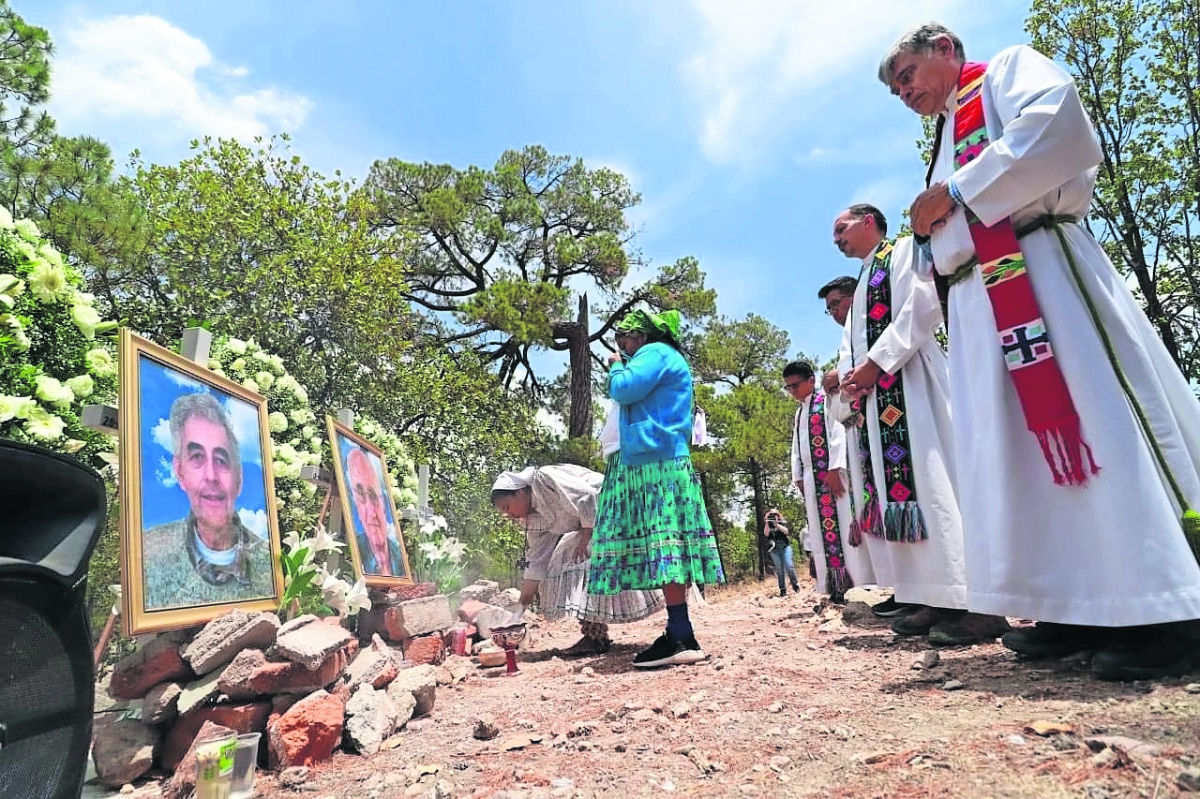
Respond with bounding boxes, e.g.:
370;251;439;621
93;580;1200;798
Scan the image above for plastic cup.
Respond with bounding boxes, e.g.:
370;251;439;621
194;730;237;799
229;732;261;799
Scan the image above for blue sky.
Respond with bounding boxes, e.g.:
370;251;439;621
23;0;1030;372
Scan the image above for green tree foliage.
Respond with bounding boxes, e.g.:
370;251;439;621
86;136;414;414
1027;0;1200;379
690;314;803;579
365;145;714;439
0;2;132;268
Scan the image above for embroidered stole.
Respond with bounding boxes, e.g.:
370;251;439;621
807;392;854;593
953;61;1098;485
861;240;927;542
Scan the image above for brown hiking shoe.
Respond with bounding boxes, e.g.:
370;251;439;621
928;613;1011;646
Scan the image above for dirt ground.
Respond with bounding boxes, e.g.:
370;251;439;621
119;579;1200;799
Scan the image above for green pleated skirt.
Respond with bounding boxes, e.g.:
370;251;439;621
587;455;726;595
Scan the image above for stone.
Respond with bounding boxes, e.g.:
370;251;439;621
473;605;519;638
345;634;401;691
91;716;160;787
267;689;346;768
473;714;499;740
109;635;192;700
457;598;491;623
387;664;437;718
383;595;455;642
405;634;447;666
943;680;964;691
176;668;226;716
216;648;270;700
441;655;473;684
219;643;355;698
912;651;941;670
1185;683;1200;694
433;665;454;685
1177;767;1200;792
164;720;234;799
840;601;873;624
275;615;355;671
390;685;418;729
161;701;272;772
343;684;399;755
182;610;280;676
279;765;310;790
141;681;182;725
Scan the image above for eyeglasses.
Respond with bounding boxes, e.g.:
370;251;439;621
824;295;851;315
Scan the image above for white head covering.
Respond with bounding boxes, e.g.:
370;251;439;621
491;466;538;492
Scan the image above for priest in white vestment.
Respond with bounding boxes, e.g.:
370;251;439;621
881;23;1200;679
786;360;875;601
829;204;1008;646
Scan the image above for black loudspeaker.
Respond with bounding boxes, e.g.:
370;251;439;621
0;438;108;799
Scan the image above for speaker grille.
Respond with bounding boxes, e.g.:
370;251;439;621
0;593;90;799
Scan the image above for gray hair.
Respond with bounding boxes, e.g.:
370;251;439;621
878;23;966;85
169;391;241;479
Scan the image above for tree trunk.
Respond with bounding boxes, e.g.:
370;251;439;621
566;294;592;439
750;457;766;580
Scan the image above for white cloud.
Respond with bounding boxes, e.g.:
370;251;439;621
151;416;173;453
239;508;269;539
221;395;263;466
50;14;312;142
156;454;177;489
682;0;960;165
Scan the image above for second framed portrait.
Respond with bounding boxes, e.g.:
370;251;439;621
118;330;285;634
326;418;413;587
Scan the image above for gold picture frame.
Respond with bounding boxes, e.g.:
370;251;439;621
119;330;285;634
326;417;414;588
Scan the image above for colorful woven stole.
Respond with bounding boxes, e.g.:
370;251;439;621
807;392;854;593
862;240;928;542
953;62;1098;485
848;398;882;544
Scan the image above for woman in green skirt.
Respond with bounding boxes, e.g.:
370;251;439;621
587;308;725;668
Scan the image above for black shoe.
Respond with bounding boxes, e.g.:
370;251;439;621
1001;622;1109;658
1091;632;1200;681
872;596;918;618
633;633;707;669
779;589;787;597
791;582;800;592
829;591;847;605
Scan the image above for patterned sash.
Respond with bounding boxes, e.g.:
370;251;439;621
953;61;1098;485
807;392;853;593
862;241;927;542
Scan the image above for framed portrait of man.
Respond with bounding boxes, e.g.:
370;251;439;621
326;418;413;587
119;330;285;634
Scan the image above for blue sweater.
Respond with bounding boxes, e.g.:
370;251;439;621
608;341;694;466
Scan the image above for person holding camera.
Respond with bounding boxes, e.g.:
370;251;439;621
763;509;800;597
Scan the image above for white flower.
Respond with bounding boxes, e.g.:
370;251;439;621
255;371;275;390
35;375;75;409
64;439;87;453
310;526;344;555
14;218;41;243
0;273;23;297
293;383;308;403
86;348;117;378
420;514;448;534
28;260;71;303
345;578;371;614
302;425;315;438
269;354;285;372
230;357;247;372
0;206;13;229
0;395;36;422
38;244;64;269
66;375;95;399
74;291;95;305
207;359;222;371
282;530;302;553
226;338;247;355
71;303;105;339
253;350;272;364
440;536;466;562
309;436;322;452
268;412;288;433
242;378;259;394
13;326;30;351
23;407;66;440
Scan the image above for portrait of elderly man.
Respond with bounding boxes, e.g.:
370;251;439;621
346;446;406;577
142;392;274;611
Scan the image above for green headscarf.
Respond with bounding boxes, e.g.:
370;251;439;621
615;308;682;347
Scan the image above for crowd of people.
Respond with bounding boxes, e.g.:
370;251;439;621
489;21;1200;681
